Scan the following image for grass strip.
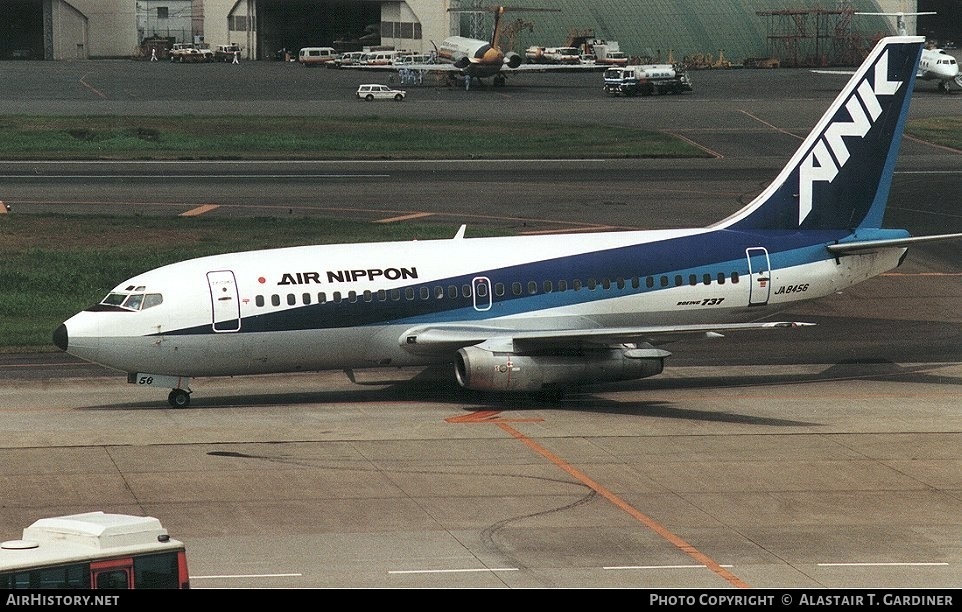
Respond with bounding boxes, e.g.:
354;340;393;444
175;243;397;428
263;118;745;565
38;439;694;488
0;115;708;160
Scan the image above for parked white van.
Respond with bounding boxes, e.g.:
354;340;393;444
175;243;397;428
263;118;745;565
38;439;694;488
298;47;337;66
362;51;399;65
396;54;433;65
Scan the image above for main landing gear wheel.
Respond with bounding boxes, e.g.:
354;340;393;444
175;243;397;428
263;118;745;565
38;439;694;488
168;388;191;407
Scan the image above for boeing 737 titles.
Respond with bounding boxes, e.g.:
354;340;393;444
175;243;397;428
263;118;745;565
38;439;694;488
346;5;607;88
54;36;962;407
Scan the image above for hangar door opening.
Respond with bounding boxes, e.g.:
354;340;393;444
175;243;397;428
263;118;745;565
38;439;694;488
257;0;380;60
1;0;43;60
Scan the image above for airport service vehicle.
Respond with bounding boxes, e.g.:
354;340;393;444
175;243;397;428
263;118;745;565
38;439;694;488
168;42;212;63
591;40;629;66
356;84;406;101
298;47;337;66
0;512;189;589
396;54;434;66
213;43;241;62
53;36;962;407
525;46;581;64
361;50;400;66
603;64;693;96
331;51;366;68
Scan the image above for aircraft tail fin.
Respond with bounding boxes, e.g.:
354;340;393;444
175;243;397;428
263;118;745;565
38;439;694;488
715;36;924;233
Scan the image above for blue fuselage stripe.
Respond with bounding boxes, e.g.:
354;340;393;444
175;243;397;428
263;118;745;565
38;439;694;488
158;229;849;336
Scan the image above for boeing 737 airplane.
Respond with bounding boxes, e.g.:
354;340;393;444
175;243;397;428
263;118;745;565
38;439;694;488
346;6;606;87
53;36;962;407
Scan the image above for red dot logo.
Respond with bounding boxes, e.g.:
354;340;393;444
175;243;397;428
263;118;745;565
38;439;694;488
258;277;266;284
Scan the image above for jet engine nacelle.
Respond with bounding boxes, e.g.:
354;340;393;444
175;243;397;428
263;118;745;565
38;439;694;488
454;345;668;393
503;52;523;69
451;54;471;69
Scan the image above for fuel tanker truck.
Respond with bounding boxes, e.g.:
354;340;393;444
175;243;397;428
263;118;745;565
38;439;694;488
603;63;693;96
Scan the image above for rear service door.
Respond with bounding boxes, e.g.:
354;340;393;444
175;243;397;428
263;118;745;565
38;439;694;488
745;247;771;306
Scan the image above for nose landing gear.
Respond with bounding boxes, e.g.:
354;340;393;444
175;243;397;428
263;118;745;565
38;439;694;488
167;388;192;408
128;372;193;407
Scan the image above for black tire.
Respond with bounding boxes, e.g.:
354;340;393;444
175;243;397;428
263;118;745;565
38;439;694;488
394;93;404;101
365;94;374;101
168;389;190;408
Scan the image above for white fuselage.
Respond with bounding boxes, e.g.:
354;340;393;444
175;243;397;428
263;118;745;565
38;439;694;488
918;48;959;82
58;229;905;378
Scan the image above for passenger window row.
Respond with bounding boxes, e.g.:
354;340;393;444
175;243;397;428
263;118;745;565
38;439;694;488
252;271;740;308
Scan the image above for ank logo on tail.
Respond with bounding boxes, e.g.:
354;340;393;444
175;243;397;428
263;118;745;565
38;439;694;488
798;50;903;224
722;38;922;233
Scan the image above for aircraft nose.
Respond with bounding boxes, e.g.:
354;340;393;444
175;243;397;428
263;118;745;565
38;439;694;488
53;324;68;351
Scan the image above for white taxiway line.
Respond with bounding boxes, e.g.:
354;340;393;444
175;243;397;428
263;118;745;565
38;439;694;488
817;562;949;567
191;573;303;579
604;564;734;570
388;568;519;575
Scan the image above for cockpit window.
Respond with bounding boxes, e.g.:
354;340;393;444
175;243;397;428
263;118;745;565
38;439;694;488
123;294;144;310
100;292;163;311
102;293;126;306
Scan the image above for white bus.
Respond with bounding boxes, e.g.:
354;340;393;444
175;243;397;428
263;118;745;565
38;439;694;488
0;512;189;589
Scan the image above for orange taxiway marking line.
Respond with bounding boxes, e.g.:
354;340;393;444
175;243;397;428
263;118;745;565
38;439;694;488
180;204;220;217
79;74;108;99
376;212;434;223
446;410;543;423
493;420;750;588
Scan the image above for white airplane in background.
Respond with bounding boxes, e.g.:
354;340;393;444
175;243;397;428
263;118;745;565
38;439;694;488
346;5;606;88
814;43;960;93
54;36;962;407
916;45;961;92
854;10;961;92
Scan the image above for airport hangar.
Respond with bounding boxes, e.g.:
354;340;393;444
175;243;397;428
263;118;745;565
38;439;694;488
0;1;950;66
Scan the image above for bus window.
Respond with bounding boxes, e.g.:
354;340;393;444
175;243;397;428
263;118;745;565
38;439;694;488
92;558;131;589
134;552;184;589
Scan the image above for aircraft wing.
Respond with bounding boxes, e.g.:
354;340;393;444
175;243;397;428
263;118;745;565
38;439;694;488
345;63;460;72
343;62;608;74
400;321;813;355
503;63;609;73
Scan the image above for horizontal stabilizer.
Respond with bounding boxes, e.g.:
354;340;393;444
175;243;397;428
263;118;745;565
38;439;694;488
827;232;962;254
